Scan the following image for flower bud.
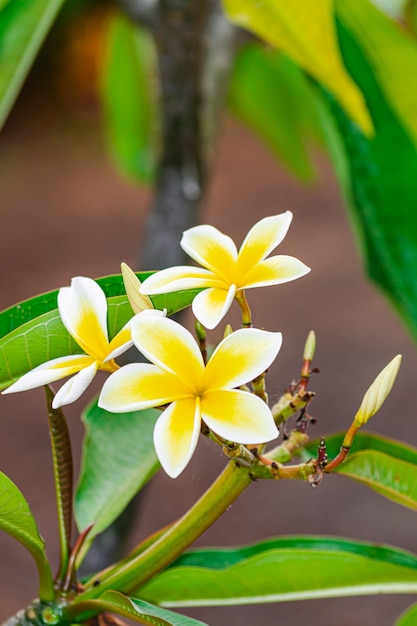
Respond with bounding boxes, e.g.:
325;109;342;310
121;262;154;314
354;355;402;426
303;330;316;361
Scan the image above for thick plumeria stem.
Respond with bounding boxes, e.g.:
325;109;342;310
63;461;252;620
235;290;252;327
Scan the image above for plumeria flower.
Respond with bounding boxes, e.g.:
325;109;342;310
121;262;155;314
3;276;159;409
99;315;281;478
140;211;310;329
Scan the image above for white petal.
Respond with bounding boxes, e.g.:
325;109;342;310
191;285;236;330
140;267;223;295
99;363;191;413
105;309;166;363
238;212;293;275
181;225;238;281
202;389;278;443
52;361;99;408
242;255;311;289
131;315;204;389
203;328;282;390
58;277;110;359
153;398;201;478
2;354;94;394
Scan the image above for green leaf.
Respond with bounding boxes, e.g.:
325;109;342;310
334;450;417;512
222;0;372;134
68;590;208;625
394;601;417;626
138;536;417;606
337;0;417;147
75;399;159;544
100;12;160;184
305;433;417;511
0;273;199;390
0;471;54;601
0;0;64;130
305;431;417;466
228;43;320;181
315;19;417;343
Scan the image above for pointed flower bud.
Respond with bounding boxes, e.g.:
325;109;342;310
121;262;154;314
303;330;316;362
354;355;402;426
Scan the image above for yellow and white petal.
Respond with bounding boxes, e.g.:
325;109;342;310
99;363;192;413
52;360;99;408
2;354;94;395
203;328;282;390
121;262;154;314
241;255;311;289
153;398;201;478
131;315;204;389
105;309;166;363
140;266;223;295
58;277;110;360
202;389;278;444
181;225;238;281
237;212;293;275
191;285;236;330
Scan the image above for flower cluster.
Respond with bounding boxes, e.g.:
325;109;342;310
3;212;310;477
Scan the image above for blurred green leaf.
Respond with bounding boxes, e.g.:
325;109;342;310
0;0;64;130
75;399;159;543
138;536;417;606
222;0;372;134
0;471;54;600
305;431;417;466
337;0;417;148
228;43;320;181
70;590;208;625
395;601;417;625
100;11;160;184
0;273;199;390
334;450;417;511
316;19;417;343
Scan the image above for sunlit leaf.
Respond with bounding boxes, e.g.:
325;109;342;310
75;399;159;544
100;11;160;183
69;590;208;625
0;273;199;390
228;43;320;181
337;0;417;147
0;472;54;600
315;20;417;343
0;0;64;130
222;0;372;134
138;536;417;606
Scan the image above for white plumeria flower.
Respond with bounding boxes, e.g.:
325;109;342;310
99;315;281;478
140;211;310;329
3;276;149;409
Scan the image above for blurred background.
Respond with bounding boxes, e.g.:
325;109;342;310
1;2;417;625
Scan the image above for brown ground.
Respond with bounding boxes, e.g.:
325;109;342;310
1;94;417;625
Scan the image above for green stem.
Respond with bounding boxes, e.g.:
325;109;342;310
235;290;252;327
64;461;252;619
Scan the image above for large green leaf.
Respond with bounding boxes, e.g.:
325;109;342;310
228;43;320;181
337;0;417;147
67;590;208;625
305;431;417;466
138;536;417;606
0;471;54;601
0;273;199;390
222;0;372;134
395;601;417;626
0;0;64;130
316;20;417;343
75;399;159;543
100;12;160;184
